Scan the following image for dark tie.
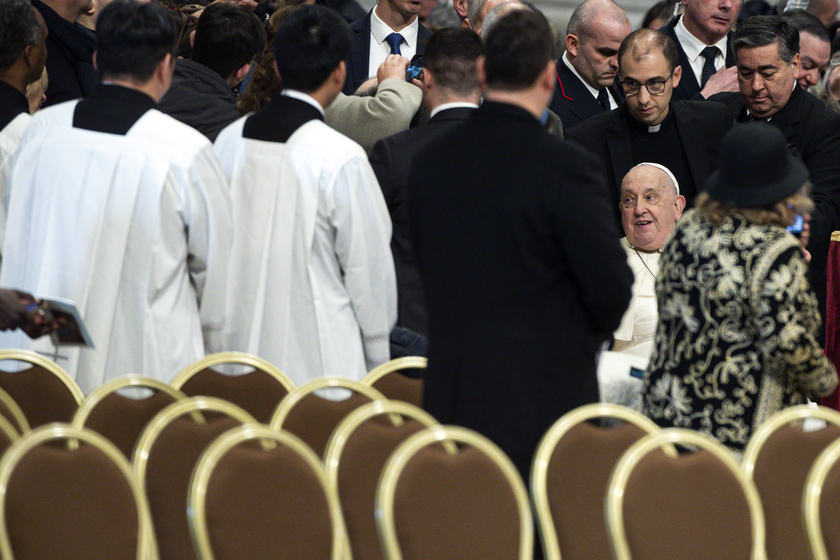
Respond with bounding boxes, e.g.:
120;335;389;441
597;88;610;112
700;46;719;89
385;33;404;56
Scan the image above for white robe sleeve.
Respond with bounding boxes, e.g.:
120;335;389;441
328;155;397;370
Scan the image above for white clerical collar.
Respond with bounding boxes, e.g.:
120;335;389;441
675;16;729;65
648;123;661;133
371;8;419;49
563;51;606;102
429;102;479;119
282;89;325;117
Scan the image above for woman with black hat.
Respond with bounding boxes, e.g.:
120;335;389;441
641;122;838;454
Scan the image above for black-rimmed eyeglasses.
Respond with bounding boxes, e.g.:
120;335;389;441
619;74;673;95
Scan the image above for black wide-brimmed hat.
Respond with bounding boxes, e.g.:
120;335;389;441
706;122;809;207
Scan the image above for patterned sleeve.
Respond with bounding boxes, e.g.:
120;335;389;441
752;241;838;396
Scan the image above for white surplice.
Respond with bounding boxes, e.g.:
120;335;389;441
0;113;31;261
0;101;232;392
213;114;397;386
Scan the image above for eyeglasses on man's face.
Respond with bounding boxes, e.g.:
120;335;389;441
619;73;673;95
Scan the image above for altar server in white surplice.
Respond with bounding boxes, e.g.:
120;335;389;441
0;0;232;393
0;0;48;261
213;5;396;385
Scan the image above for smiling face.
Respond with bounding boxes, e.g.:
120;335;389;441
682;0;742;45
797;31;830;89
568;14;632;89
736;41;799;119
620;165;686;251
620;50;681;126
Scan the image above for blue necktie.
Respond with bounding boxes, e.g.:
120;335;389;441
385;33;404;56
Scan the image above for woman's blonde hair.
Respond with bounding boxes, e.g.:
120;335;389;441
696;182;814;229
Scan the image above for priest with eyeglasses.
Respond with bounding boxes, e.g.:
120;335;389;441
567;28;730;231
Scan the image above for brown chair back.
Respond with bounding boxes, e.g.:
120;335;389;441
134;398;258;560
0;351;83;427
363;358;426;407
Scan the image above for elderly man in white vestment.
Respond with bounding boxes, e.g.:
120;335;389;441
213;5;396;386
0;0;232;392
598;162;685;408
0;0;48;261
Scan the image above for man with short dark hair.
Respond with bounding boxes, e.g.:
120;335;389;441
369;27;483;339
781;9;831;89
711;15;840;341
660;0;741;100
567;29;730;227
214;5;396;385
549;0;632;129
158;2;265;141
0;0;232;391
0;0;48;255
409;9;633;477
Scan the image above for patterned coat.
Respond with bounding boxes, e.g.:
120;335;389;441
642;209;838;452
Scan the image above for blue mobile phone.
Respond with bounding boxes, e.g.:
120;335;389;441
787;214;804;236
406;54;422;82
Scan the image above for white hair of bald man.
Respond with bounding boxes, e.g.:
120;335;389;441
629;162;679;196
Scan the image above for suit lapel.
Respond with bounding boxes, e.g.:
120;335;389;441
556;62;604;122
349;13;372;92
664;19;700;100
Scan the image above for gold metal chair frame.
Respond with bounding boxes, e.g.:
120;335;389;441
323;400;443;560
0;349;84;404
188;423;345;560
803;436;840;560
72;374;188;430
270;377;387;430
376;425;534;560
741;404;840;478
170;351;294;393
0;424;156;560
606;428;767;560
361;357;427;386
530;403;665;560
0;387;29;436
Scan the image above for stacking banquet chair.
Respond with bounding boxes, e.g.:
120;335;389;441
0;349;84;427
271;378;387;458
0;414;19;457
0;387;29;436
134;397;258;560
188;424;344;560
741;404;840;560
376;425;533;560
324;400;441;560
530;403;663;560
361;357;426;407
606;428;766;560
171;352;294;423
72;375;188;459
0;424;155;560
804;436;840;560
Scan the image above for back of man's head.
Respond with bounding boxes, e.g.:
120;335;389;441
423;27;483;96
274;5;350;93
96;0;179;83
191;3;266;82
481;2;528;38
618;28;679;72
484;8;555;91
0;0;44;74
732;15;799;63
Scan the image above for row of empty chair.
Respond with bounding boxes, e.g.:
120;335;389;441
1;349;840;559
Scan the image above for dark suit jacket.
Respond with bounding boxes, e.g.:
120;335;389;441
709;87;840;337
661;16;735;101
566;100;731;228
407;101;633;476
369;106;476;337
342;11;432;95
548;59;623;130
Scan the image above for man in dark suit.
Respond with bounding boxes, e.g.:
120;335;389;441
660;0;740;100
369;28;482;338
548;0;631;130
408;10;633;478
342;0;431;95
567;29;730;229
709;16;840;342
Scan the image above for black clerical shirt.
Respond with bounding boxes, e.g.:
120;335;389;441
73;84;156;135
0;81;30;132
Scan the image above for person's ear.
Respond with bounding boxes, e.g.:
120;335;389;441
189;29;196;47
453;0;468;20
273;59;281;81
672;64;682;88
476;54;487;90
422;67;435;93
566;34;580;58
93;50;98;72
790;52;801;77
674;194;686;219
231;62;251;86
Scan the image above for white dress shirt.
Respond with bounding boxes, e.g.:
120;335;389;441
674;16;729;87
368;9;419;83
